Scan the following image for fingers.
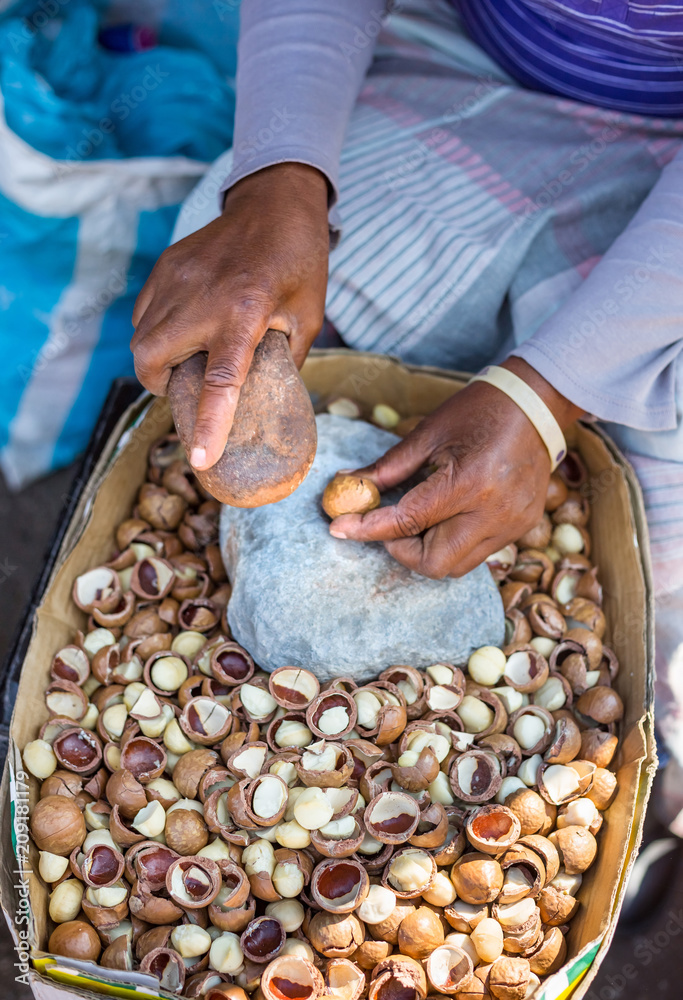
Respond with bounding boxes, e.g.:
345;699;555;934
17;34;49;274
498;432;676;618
330;466;464;543
190;330;264;470
132;280;155;329
353;426;433;492
385;516;504;579
132;309;201;397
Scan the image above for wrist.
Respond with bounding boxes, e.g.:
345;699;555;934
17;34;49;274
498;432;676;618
500;357;584;432
224;162;329;213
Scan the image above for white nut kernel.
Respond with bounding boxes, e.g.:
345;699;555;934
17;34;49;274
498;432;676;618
272;861;304;897
491;687;524;714
552;523;584;555
427;663;455;686
275;720;313;748
240;684;277;720
171;924;212;958
317;705;350;736
132;800;166;837
530;637;557;658
266;899;305;932
356;884;396;924
39;852;70;883
102;704;128;740
209;932;244;974
517;754;543;787
533;677;567;711
275;820;311;849
242;839;276;876
495;776;526;805
293;786;334;830
422;871;457;907
23;740;57;780
557;798;599;828
513;714;546;750
543;764;581;804
49;880;84;922
86;883;127;907
457;696;494;733
468;646;506;686
471;917;504;963
428;771;456;806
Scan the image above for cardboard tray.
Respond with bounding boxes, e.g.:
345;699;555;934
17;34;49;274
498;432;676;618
0;351;657;1000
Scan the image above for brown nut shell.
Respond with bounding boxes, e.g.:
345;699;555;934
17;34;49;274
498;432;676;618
164;808;209;855
166;856;221;908
311;859;369;913
211;641;255;686
179;696;232;746
503;646;549;693
30;795;86;856
261;955;324;1000
579;730;618;768
269;666;320;710
398;905;445;961
548;825;597;874
369;957;428;1000
465;805;521;855
451;853;503;905
82;844;125;889
306;691;358;741
364;791;420;844
240;916;286;964
575;686;624;725
450;750;502;803
173;748;220;799
48;920;101;962
120;737;167;783
425;944;473;995
53;727;103;775
306;910;365;959
383;847;437;899
322;474;380;519
139;947;186;994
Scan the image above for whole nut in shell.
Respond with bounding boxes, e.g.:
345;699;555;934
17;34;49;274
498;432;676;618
489;957;531;1000
306;911;364;959
451;853;503;905
48;920;101;962
397;905;445;960
548;825;597;874
322;474;380;518
30;796;86;856
165;808;209;855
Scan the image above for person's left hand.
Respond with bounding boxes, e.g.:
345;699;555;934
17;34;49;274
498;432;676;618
328;359;582;578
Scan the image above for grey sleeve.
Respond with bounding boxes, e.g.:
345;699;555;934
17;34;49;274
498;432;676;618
221;0;384;205
511;146;683;432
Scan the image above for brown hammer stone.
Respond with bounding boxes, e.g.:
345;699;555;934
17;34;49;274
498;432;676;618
169;331;317;507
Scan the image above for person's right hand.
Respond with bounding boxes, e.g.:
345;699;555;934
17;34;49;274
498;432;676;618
131;162;330;471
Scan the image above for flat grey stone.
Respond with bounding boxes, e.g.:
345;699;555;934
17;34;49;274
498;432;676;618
220;414;504;683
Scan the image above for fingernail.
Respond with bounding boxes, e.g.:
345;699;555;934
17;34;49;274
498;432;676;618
190;447;206;469
330;527;347;539
336;468;354;475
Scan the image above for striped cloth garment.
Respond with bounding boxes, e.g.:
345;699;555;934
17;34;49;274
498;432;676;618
456;0;683;116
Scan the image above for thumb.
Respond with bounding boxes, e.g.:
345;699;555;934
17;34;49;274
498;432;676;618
190;332;262;471
352;424;432;492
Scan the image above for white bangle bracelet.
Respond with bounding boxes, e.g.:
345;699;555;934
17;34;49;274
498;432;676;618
469;365;567;472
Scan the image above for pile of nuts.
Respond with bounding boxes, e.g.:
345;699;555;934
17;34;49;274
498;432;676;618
24;415;622;1000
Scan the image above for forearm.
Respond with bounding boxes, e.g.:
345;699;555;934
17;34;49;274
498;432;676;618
224;0;384;204
511;146;683;432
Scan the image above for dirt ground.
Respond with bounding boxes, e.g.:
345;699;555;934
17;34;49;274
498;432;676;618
0;465;681;999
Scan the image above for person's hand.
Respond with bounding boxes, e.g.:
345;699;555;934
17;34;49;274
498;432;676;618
131;162;330;470
329;359;583;578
